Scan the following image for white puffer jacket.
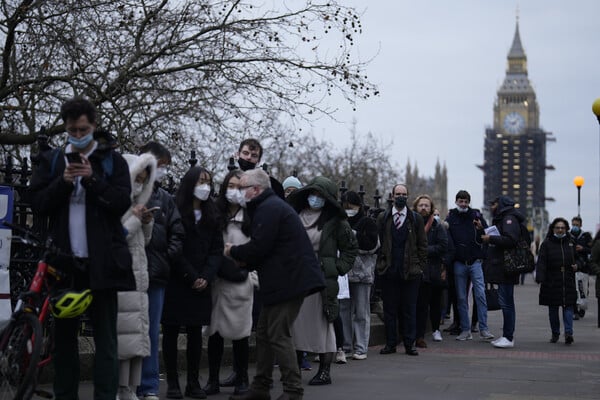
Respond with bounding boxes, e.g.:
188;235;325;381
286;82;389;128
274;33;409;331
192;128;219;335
117;153;156;359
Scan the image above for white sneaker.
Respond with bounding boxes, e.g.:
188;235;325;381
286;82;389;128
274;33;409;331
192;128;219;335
432;330;443;342
456;331;473;341
117;386;139;400
142;395;159;400
335;349;347;364
492;337;514;348
352;353;367;360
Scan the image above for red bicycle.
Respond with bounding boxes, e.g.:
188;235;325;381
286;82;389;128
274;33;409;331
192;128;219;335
0;222;69;400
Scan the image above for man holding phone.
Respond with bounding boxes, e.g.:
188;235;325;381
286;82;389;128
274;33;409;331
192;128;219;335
445;190;494;342
29;97;134;400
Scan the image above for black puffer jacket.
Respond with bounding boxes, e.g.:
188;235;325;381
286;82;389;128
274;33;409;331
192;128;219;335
536;235;577;307
144;186;185;286
423;217;448;284
485;196;523;285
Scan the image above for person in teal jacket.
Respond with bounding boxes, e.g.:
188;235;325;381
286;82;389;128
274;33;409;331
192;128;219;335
287;176;358;386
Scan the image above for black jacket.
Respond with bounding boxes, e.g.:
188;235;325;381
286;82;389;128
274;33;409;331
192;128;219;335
144;186;185;286
485;197;523;285
445;207;487;264
423;217;448;284
230;188;325;306
29;142;135;291
162;208;223;326
536;235;577;307
572;230;593;273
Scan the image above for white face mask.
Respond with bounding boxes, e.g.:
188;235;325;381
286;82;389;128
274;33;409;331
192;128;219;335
132;182;144;197
155;166;167;181
238;189;249;208
345;209;358;217
226;188;242;205
433;215;440;222
194;184;211;201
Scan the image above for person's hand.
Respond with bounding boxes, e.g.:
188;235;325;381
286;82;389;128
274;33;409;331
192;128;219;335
131;204;145;220
141;207;154;224
481;234;490;243
66;154;93;179
473;219;483;230
192;278;208;291
224;243;233;257
575;244;583;252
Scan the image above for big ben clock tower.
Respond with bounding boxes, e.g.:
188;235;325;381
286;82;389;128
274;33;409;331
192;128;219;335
479;18;553;234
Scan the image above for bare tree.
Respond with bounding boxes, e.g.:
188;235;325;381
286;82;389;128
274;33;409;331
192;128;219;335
0;0;377;158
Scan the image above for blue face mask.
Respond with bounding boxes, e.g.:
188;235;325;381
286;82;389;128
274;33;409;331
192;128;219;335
571;226;581;236
68;132;94;150
308;194;325;210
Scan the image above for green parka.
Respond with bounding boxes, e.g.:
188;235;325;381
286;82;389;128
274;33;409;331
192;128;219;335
287;176;358;321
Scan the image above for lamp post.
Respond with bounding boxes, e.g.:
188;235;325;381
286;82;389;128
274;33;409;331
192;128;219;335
573;176;584;218
592;98;600;328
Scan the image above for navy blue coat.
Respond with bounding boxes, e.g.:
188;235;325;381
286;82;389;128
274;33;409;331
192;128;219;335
230;188;325;306
445;207;487;264
485;200;524;285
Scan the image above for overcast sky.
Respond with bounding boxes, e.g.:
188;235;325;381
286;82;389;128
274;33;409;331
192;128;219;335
309;0;600;232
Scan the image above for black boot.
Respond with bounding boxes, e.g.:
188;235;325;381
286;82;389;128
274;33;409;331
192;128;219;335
308;353;332;386
166;374;183;399
233;369;250;395
203;381;220;395
205;334;222;395
185;380;207;399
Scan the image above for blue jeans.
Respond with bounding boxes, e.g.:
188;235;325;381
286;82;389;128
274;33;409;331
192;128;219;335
138;285;165;396
548;305;574;336
497;283;515;341
454;260;488;332
339;283;372;355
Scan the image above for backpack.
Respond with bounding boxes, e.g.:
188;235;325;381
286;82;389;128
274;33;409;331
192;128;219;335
49;148;113;178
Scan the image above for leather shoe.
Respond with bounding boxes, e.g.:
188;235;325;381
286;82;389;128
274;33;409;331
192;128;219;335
415;338;427;348
185;384;207;399
443;323;458;333
229;389;271;400
203;381;220;395
379;345;396;355
405;346;419;356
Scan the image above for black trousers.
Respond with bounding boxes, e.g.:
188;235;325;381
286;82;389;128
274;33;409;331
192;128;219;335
207;332;249;382
380;272;421;348
416;281;444;338
162;324;203;385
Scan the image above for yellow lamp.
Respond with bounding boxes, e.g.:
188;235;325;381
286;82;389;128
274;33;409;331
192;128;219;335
573;176;585;188
593;98;600;122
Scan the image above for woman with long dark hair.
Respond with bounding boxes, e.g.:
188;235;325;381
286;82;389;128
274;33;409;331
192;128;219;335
203;170;258;396
162;166;223;399
536;217;577;345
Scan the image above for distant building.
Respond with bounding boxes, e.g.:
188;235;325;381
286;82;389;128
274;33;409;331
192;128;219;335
405;159;448;218
478;19;553;236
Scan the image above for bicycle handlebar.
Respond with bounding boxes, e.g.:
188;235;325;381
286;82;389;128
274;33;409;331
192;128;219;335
1;221;72;258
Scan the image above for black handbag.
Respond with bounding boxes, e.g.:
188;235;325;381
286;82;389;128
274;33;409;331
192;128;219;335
485;283;501;311
217;257;249;282
504;242;535;276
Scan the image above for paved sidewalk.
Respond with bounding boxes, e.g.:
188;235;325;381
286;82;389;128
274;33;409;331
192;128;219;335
39;279;600;399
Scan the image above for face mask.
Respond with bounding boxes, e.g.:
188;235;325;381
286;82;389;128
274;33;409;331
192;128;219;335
238;158;256;171
155;167;167;181
571;226;581;235
308;194;325;210
132;182;144;197
193;184;211;201
554;233;566;239
226;188;242;205
68;132;94;150
433;215;440;222
456;206;469;213
238;189;248;208
394;196;407;209
346;209;358;217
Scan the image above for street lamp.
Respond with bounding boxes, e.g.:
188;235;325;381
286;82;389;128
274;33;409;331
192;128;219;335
573;176;584;218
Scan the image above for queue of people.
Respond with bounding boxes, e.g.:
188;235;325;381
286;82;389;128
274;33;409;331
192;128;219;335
28;97;598;400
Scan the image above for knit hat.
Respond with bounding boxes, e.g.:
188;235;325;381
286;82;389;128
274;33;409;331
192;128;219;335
282;176;302;190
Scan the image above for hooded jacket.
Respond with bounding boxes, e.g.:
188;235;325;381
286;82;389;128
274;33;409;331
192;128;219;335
485;195;524;285
116;153;156;359
445;207;488;265
287;176;358;321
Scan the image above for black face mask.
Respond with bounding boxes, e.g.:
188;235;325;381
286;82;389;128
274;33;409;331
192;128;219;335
238;158;256;171
394;196;407;209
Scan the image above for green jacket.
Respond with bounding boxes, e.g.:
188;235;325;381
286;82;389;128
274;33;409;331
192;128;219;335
589;239;600;298
288;176;358;321
376;207;427;279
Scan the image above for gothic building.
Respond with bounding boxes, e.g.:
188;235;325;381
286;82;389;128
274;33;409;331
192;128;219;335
405;159;448;218
478;20;553;235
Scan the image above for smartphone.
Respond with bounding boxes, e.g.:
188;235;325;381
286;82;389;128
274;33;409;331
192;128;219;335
65;152;82;164
143;206;161;214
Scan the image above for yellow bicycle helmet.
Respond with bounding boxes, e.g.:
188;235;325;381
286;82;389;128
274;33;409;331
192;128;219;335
50;289;93;319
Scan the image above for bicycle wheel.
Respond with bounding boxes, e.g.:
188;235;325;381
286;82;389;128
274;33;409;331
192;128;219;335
0;312;43;400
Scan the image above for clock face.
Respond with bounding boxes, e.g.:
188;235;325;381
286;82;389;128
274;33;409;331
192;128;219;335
503;112;525;134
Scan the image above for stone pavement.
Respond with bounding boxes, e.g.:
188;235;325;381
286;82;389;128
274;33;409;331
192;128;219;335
39;278;600;399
